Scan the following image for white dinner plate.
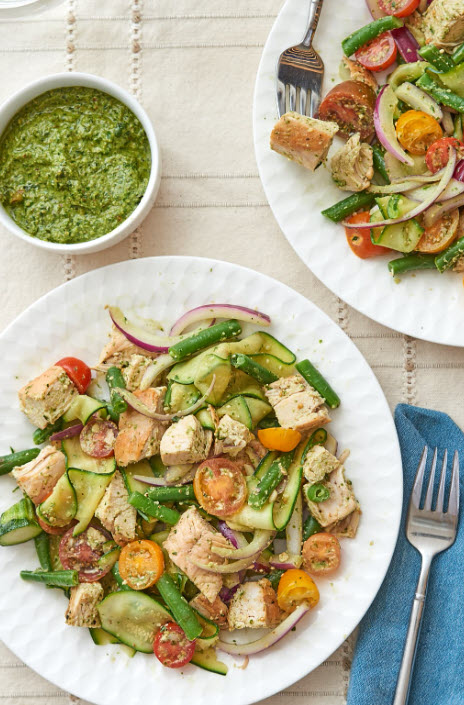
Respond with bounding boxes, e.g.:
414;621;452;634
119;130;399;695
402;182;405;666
0;257;401;705
253;0;464;346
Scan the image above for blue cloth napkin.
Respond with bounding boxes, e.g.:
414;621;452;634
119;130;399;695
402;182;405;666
347;404;464;705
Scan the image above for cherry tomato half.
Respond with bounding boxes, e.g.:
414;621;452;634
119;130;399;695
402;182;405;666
396;110;443;156
425;137;464;174
80;417;118;458
416;209;460;254
355;32;397;72
193;457;247;518
257;427;302;452
56;357;91;394
344;212;391;259
59;525;111;582
37;515;74;535
277;568;320;612
318;80;376;141
302;533;341;576
119;540;165;590
153;622;196;669
378;0;420;18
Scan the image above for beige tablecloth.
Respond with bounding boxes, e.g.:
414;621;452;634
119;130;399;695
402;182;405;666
0;1;463;703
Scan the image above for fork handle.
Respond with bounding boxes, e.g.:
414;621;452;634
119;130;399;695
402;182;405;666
393;556;432;705
302;0;324;47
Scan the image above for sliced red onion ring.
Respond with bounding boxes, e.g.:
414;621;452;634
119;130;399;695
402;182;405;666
369;179;434;195
211;529;274;560
253;561;271;573
391;171;443;184
442;110;455;136
269;554;302;570
217;521;245;549
139;354;177;391
190;554;259;573
454;160;464;182
115;375;215;421
219;584;241;603
375;86;415;166
50;423;83;441
395;81;442;121
169;304;271;336
109;306;187;353
169;314;216;336
391;27;420;63
407;179;464;203
218;603;310;655
423;192;464;227
344;149;457;230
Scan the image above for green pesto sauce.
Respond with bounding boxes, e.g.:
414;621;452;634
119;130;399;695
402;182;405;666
0;86;151;244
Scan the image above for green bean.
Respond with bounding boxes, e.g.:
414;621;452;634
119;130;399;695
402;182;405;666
371;145;390;184
169;320;242;361
454;114;463;140
388;253;437;277
106;367;127;418
20;569;78;587
146;485;196;503
111;562;131;591
321;192;378;223
417;74;464;113
306;483;330;503
128;491;180;525
303;515;322;541
418;45;454;72
435;236;464;272
34;533;52;571
156;573;202;640
230;353;278;384
268;569;285;591
301;428;328;463
452;42;464;65
33;419;63;445
0;448;40;476
248;451;294;509
295;359;340;409
342;17;403;57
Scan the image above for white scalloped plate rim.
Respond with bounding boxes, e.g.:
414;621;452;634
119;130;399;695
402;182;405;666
253;0;464;347
0;256;401;705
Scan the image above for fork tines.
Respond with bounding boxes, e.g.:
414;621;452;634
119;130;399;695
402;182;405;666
411;446;460;516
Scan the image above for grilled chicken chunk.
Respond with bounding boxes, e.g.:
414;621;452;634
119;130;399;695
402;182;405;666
94;470;137;545
12;445;66;505
227;579;281;629
423;0;464;48
331;133;374;192
18;365;78;430
265;375;330;433
114;387;167;467
270;112;339;171
190;594;229;629
303;445;340;485
305;464;358;527
160;415;212;466
214;414;254;458
65;582;103;627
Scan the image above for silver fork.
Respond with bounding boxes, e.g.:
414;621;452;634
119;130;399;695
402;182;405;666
393;446;460;705
276;0;325;118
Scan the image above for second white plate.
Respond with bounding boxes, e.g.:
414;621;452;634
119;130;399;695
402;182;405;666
253;0;464;346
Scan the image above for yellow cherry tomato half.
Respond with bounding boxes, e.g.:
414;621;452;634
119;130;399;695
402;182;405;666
416;209;459;254
257;427;302;452
119;539;165;590
277;568;320;611
193;457;247;518
396;110;443;156
302;533;341;576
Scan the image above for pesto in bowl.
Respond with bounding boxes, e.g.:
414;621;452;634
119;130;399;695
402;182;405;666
0;86;151;244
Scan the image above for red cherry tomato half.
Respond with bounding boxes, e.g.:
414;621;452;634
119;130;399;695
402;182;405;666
345;212;391;259
59;525;111;582
153;622;196;669
37;515;74;535
425;137;464;174
355;32;397;72
80;417;118;458
318;80;376;141
55;357;92;394
378;0;420;17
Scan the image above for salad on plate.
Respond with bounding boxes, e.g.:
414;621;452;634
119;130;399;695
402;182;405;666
0;303;360;675
270;0;464;280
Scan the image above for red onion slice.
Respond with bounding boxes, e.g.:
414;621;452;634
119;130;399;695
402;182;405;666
219;583;242;603
169;304;271;336
374;86;414;166
139;354;177;391
423;192;464;227
217;521;244;549
391;27;420;63
454;160;464;182
191;554;259;573
407;179;464;203
50;423;83;441
218;603;310;655
344;148;457;229
269;554;302;570
109;306;187;353
211;529;274;560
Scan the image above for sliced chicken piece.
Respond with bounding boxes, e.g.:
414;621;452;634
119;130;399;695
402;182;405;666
305;465;358;527
190;594;229;629
164;506;230;602
303;445;340;485
341;57;377;92
121;354;153;391
270;112;339;171
325;508;361;538
94;470;137;545
96;325;159;371
423;0;464;48
265;375;330;433
65;582;103;627
214;414;254;458
12;445;66;505
160;415;212;466
331;133;374;192
227;579;281;630
18;365;78;430
114;387;167;467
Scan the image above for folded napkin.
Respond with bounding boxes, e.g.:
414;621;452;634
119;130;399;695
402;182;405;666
347;404;464;705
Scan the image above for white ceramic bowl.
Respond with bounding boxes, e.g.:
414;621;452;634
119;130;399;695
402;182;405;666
0;0;64;18
0;72;161;254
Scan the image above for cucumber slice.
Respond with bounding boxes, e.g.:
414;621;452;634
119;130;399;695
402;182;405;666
0;497;42;546
228;498;275;530
168;348;213;385
194;354;231;404
257;332;296;364
245;397;272;428
121;460;156;495
214;332;263;358
90;627;136;657
98;591;171;653
149;455;166;477
249;353;295;378
225;369;267;401
217;396;252;429
374;219;424;253
97;546;121;571
63;395;107;424
196;408;215;430
273;441;305;531
67;468;115;536
375;195;417;219
254;451;279;481
191;647;228;675
168;383;201;413
36;473;77;528
63;436;116;474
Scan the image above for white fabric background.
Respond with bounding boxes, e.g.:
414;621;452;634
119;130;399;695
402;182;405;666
0;1;463;703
